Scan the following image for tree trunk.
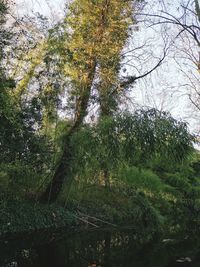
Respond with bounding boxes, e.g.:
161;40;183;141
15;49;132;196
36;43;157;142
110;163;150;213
39;0;133;203
40;62;97;203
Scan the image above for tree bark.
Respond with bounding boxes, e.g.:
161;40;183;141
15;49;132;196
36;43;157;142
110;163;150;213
40;61;97;203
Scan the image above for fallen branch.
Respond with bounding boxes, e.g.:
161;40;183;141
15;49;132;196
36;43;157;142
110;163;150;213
77;211;117;227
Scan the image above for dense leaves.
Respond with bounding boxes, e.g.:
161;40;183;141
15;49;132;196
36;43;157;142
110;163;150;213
72;109;194;178
0;0;200;237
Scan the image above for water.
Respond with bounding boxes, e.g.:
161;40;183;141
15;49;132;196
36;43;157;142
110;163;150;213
0;230;200;267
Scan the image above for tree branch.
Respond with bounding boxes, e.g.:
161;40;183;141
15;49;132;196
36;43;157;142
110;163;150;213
120;49;167;88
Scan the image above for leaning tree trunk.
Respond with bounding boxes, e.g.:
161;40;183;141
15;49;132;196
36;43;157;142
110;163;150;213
40;62;97;203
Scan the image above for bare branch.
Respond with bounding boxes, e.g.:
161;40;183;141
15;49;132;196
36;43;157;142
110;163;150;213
120;49;167;88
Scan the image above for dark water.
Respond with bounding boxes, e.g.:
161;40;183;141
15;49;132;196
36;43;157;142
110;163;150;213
1;230;200;267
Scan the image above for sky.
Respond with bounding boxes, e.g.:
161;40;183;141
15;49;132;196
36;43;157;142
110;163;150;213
12;0;200;135
14;0;65;21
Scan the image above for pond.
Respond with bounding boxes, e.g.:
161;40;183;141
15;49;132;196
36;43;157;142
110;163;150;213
0;230;200;267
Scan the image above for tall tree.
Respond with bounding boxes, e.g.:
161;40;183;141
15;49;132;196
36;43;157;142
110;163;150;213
0;0;17;161
39;0;136;202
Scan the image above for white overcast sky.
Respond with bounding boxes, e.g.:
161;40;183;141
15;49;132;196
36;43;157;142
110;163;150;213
13;0;200;135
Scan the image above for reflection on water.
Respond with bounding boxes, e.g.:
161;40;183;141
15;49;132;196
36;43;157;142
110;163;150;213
1;230;200;267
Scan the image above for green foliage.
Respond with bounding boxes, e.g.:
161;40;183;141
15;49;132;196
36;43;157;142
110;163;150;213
0;0;199;238
0;0;7;14
0;200;75;237
117;166;164;193
0;162;44;197
118;109;194;165
63;182;163;236
0;3;54;198
71;109;194;182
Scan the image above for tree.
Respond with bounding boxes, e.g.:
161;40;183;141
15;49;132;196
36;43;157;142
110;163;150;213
0;0;17;161
0;2;53;197
70;108;194;192
39;0;136;202
38;0;171;202
6;0;168;202
139;0;200;119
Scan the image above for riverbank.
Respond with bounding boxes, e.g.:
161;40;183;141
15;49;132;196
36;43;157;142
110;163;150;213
0;195;162;242
1;163;200;241
0;201;76;240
